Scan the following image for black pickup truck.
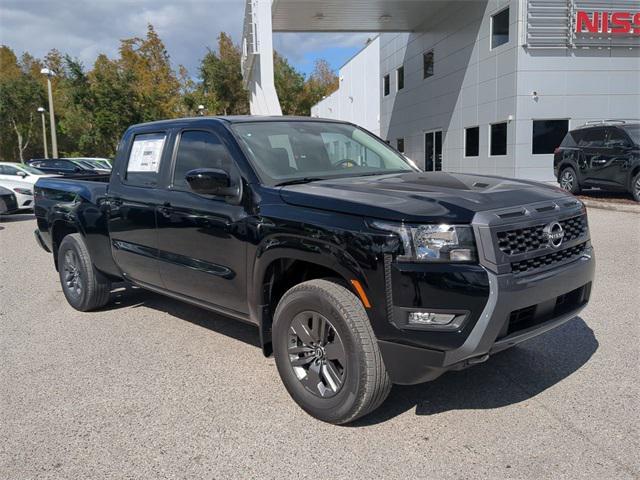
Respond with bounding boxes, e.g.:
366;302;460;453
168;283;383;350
34;117;595;424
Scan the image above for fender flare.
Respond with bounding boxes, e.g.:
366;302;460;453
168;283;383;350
249;234;370;356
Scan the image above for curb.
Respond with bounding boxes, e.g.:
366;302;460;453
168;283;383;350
580;199;640;214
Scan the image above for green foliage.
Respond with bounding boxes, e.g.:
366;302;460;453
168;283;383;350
200;33;249;115
0;47;47;161
274;53;305;115
0;27;339;161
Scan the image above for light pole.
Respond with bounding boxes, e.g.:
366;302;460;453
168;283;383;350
40;68;58;158
37;107;48;158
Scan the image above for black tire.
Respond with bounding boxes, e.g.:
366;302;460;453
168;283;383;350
559;166;581;194
58;233;111;311
631;171;640;202
273;279;391;424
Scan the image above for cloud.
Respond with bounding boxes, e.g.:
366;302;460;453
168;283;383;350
0;0;367;77
274;32;373;65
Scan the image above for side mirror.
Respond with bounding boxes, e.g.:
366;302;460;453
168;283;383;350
185;168;236;196
17;171;28;178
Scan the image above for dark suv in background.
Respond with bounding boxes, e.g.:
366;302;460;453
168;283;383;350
554;120;640;202
26;158;103;177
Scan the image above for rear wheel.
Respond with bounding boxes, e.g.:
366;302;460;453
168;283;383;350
58;234;111;311
273;279;391;424
632;171;640;202
559;167;580;194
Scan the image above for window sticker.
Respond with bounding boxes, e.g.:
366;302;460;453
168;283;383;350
127;134;166;173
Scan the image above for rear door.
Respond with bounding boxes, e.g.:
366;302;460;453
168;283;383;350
155;127;249;315
108;129;172;288
588;127;634;188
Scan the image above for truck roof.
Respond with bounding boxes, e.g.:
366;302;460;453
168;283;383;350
128;115;348;130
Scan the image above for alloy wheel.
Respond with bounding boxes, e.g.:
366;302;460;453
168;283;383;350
63;249;83;298
287;311;347;398
560;170;574;191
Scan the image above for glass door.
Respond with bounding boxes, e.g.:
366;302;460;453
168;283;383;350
424;130;443;171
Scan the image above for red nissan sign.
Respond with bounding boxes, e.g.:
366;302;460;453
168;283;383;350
576;11;640;34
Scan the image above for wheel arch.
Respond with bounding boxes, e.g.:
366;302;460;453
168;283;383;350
251;238;371;357
51;219;83;270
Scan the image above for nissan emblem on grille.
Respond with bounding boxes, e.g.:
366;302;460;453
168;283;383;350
543;221;564;249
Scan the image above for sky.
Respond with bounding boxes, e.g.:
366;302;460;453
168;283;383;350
0;0;372;77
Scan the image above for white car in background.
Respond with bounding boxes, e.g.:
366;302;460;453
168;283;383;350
0;162;56;210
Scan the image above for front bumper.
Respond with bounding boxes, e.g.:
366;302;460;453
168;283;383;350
379;247;594;385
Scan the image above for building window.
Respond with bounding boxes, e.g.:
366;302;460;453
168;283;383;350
396;138;405;153
490;122;507;156
532;120;569;154
396;66;404;91
491;8;509;49
423;50;434;79
383;74;390;96
465;126;479;157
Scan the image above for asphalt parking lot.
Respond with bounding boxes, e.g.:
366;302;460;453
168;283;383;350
1;208;639;479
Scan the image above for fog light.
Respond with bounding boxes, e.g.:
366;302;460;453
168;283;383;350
449;248;473;261
408;312;456;326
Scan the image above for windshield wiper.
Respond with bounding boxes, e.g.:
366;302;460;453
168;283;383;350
275;177;326;187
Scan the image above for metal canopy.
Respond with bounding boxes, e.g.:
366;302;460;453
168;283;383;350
271;0;453;32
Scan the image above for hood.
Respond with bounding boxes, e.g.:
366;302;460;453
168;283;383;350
278;172;572;223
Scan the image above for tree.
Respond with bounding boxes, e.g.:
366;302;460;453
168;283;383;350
298;59;339;115
0;46;46;161
200;33;249;115
119;24;181;122
273;53;305;115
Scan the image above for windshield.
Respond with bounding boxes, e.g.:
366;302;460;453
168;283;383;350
231;121;418;186
19;164;46;175
622;125;640;145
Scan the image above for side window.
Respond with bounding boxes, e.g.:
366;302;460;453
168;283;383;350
578;128;605;148
52;160;73;170
126;132;166;187
172;130;235;190
1;165;19;175
606;128;630;148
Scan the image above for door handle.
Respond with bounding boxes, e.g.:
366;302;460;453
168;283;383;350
158;202;173;218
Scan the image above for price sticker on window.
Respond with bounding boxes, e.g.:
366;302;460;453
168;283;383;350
127;134;166;173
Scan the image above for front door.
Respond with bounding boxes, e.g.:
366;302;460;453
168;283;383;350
155;128;249;315
425;130;443;171
578;127;608;186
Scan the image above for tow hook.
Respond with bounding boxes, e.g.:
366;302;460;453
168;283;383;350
467;354;490;365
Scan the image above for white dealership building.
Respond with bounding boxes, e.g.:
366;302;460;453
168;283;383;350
243;0;640;180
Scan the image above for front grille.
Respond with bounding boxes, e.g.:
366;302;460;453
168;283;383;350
511;242;587;274
497;214;588;255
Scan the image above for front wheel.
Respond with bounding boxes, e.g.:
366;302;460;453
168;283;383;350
58;233;112;311
559;167;581;194
273;279;391;424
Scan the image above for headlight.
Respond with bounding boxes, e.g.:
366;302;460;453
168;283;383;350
13;188;33;195
371;221;477;262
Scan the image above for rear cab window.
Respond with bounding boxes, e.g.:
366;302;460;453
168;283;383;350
125;133;167;187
